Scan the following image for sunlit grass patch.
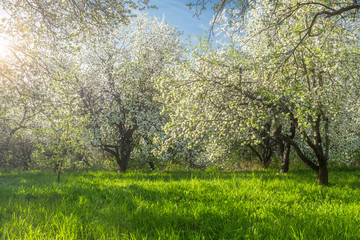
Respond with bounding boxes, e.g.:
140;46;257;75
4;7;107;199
0;168;359;239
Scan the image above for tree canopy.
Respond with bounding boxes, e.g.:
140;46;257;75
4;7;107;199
0;0;359;184
161;0;360;184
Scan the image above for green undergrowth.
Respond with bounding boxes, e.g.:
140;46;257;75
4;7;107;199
0;168;359;239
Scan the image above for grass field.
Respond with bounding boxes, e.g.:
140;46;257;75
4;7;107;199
0;168;359;239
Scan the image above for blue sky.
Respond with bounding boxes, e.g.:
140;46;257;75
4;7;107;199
0;1;216;41
147;0;216;42
0;1;220;43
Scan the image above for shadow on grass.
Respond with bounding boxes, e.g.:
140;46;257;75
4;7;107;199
1;167;358;189
1;167;359;239
73;169;296;181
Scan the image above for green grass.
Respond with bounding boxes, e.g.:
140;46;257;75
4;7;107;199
0;168;359;239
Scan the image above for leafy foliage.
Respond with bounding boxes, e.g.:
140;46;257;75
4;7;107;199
160;0;360;184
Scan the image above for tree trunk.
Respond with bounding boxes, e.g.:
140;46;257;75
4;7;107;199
276;132;330;185
262;151;272;169
114;151;130;173
279;142;291;173
55;161;62;183
318;161;329;185
103;140;134;173
118;152;129;173
57;170;61;183
118;142;132;173
248;145;273;169
23;157;31;171
148;159;155;170
276;123;295;174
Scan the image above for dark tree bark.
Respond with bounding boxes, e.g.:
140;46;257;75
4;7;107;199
247;122;276;169
104;144;132;173
103;127;137;173
276;123;296;173
318;159;328;185
275;117;329;185
55;160;62;183
248;142;273;169
148;159;155;171
118;142;132;173
278;140;291;173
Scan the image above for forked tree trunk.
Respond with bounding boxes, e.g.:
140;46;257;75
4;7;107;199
248;123;275;169
248;144;273;169
276;123;295;174
102;128;137;173
276;133;329;185
262;152;273;169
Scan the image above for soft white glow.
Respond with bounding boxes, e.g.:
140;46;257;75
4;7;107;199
0;37;10;58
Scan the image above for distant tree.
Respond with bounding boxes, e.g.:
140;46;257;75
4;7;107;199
33;112;88;182
159;44;294;171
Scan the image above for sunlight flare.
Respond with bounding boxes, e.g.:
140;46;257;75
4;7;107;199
0;37;10;58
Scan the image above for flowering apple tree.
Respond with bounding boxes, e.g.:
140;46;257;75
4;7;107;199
161;0;360;184
70;15;183;172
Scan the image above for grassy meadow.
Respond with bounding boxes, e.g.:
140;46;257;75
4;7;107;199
0;168;359;239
